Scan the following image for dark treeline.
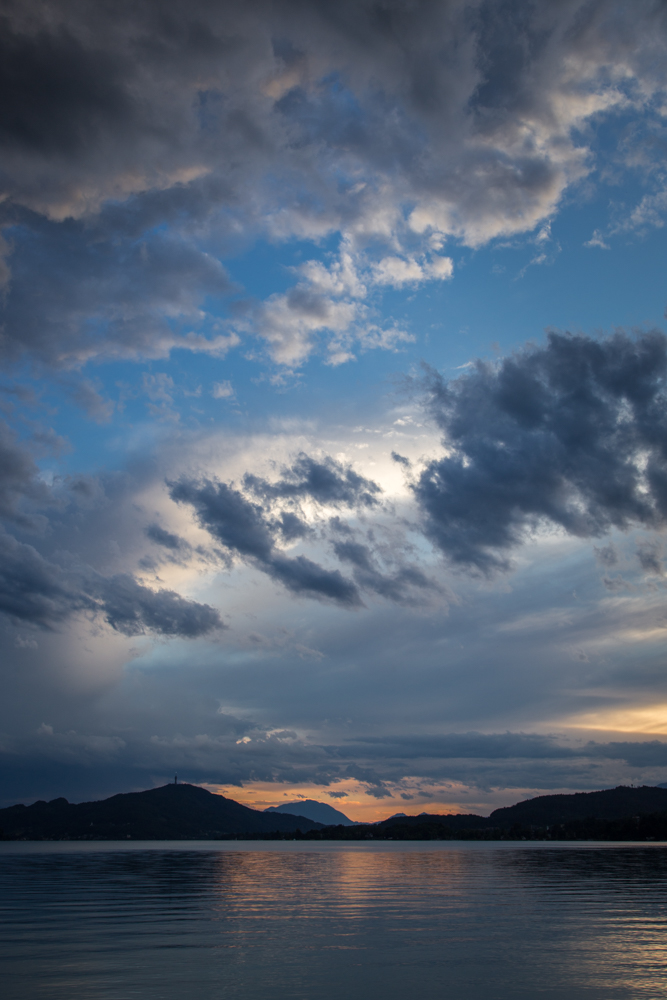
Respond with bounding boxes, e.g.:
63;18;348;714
253;813;667;842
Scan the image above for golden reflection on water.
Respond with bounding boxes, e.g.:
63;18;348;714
210;846;476;915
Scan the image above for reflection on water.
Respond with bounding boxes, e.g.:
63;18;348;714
2;842;667;999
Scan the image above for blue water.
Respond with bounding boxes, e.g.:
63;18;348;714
2;841;667;999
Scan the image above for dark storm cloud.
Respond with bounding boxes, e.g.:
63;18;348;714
0;13;130;158
0;531;91;628
145;523;189;552
0;420;50;523
275;510;311;541
413;331;667;572
332;538;433;603
1;1;665;366
169;455;430;605
94;573;222;638
0;530;221;637
268;553;361;606
170;480;275;560
170;477;361;606
244;453;381;508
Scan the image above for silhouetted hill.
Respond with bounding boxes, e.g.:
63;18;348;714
265;799;356;825
371;786;667;834
376;812;488;831
0;783;323;840
488;786;667;828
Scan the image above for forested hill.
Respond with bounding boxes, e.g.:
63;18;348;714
488;785;667;828
0;783;323;840
369;786;667;833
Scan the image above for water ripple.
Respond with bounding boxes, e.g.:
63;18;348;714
2;842;667;999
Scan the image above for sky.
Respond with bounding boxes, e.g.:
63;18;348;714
2;0;667;821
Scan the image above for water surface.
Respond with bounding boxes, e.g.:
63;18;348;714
2;841;667;999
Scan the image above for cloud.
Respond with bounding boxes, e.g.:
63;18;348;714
1;1;665;368
59;378;114;422
0;528;221;637
245;286;361;366
608;189;667;240
636;539;663;575
239;246;450;365
94;573;222;638
211;381;234;399
169;451;438;606
413;331;667;572
0;420;51;523
371;254;453;287
0;222;236;368
594;543;618;568
332;538;433;604
0;0;647;236
169;477;362;606
275;510;311;541
0;531;91;628
145;524;189;552
244;452;382;508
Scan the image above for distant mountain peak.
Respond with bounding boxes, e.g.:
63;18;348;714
265;799;355;826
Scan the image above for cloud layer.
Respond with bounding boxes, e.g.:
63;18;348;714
2;0;666;368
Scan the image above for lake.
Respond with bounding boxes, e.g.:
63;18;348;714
2;841;667;999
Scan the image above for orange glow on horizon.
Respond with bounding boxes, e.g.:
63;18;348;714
197;778;499;823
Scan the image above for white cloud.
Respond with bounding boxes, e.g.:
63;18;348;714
371;254;454;288
241;245;449;364
211;381;234;399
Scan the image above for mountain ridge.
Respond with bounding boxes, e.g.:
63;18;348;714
265;799;356;826
0;783;323;840
4;783;667;841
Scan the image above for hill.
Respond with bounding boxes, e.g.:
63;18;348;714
265;800;355;825
376;812;488;831
488;785;667;828
370;786;667;834
0;783;322;840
